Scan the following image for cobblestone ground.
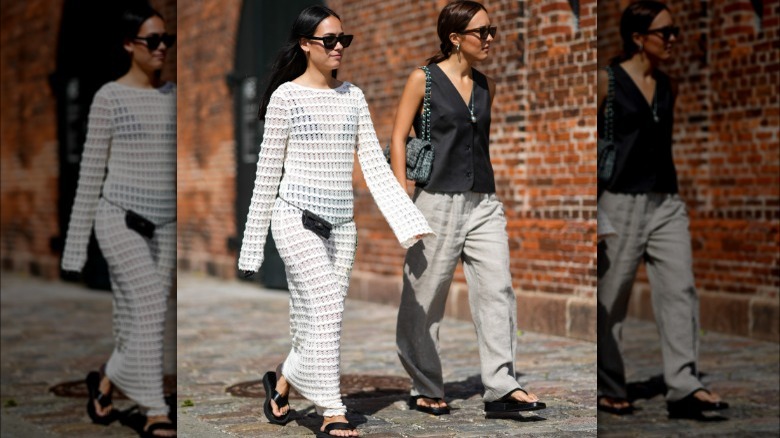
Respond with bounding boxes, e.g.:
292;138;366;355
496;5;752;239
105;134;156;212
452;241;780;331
3;273;777;437
1;274;176;438
175;275;596;437
597;314;780;437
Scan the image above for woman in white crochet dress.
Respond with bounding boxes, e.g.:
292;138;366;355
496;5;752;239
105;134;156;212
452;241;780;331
61;4;176;438
238;5;433;438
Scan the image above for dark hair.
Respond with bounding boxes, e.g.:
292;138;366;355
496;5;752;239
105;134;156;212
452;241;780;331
618;0;669;60
427;1;487;64
258;5;341;120
120;2;163;43
118;1;164;71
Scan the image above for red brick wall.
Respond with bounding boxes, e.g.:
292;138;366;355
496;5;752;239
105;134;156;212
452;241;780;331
176;0;242;277
0;0;177;279
175;0;598;341
597;0;779;341
1;0;67;278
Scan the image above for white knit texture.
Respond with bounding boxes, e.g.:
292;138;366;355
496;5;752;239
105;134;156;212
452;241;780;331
238;82;433;416
62;82;176;417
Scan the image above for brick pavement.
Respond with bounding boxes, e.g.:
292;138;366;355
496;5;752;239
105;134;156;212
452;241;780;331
2;273;777;437
176;275;596;437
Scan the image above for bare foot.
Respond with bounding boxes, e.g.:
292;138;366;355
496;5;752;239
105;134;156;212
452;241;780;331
94;374;113;417
321;415;358;437
416;397;448;410
693;389;721;403
509;389;540;403
144;415;176;437
598;396;632;410
270;364;290;417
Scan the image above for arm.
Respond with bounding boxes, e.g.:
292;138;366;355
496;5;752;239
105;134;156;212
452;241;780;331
356;89;434;248
237;89;290;272
389;68;427;188
61;89;113;272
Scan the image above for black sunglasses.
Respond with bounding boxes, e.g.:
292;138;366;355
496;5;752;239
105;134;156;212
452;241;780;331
460;25;497;41
133;33;176;51
307;34;354;50
645;25;680;41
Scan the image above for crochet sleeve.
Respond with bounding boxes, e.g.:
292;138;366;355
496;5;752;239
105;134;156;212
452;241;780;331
61;89;113;272
238;88;290;272
355;89;434;248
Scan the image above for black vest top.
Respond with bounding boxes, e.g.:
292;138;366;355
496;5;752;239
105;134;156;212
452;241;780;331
599;64;678;194
413;64;495;193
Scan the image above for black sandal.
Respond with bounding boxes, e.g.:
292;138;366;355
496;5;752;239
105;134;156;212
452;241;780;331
262;371;291;425
85;367;117;425
667;389;729;419
316;421;357;438
408;395;450;416
597;396;635;415
484;388;546;418
142;421;176;438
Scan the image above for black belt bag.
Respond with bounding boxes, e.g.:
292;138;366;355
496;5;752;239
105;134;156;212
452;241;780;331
102;197;174;239
125;209;156;239
278;196;351;240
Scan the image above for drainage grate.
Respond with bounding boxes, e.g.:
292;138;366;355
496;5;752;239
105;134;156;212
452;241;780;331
49;375;177;398
226;374;411;399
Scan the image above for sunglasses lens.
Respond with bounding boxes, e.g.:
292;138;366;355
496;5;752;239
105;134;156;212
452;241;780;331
341;35;353;48
321;36;337;49
146;35;161;50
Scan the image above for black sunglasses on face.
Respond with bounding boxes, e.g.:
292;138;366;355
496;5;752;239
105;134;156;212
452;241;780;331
460;25;497;41
307;34;354;50
645;25;680;41
133;33;176;51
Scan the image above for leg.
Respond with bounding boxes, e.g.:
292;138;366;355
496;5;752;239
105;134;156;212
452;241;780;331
644;194;705;402
460;193;524;402
271;201;348;418
597;192;648;403
396;190;465;403
94;201;169;418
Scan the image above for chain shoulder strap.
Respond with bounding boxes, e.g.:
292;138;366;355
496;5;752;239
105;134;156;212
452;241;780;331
419;66;432;142
604;66;615;142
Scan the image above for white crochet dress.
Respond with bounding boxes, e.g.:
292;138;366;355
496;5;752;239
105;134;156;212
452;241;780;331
238;81;433;416
62;81;176;417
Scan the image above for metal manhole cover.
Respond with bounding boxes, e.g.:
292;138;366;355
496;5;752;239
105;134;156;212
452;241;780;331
49;374;177;398
226;374;411;399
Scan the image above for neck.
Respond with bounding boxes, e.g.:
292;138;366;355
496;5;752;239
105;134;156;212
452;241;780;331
439;54;473;78
122;64;161;88
623;53;656;77
297;63;338;88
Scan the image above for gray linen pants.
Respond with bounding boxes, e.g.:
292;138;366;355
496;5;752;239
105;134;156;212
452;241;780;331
598;191;703;402
397;189;520;402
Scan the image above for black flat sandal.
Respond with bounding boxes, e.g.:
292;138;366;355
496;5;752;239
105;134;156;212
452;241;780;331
262;371;291;425
142;421;176;438
408;395;450;416
597;396;635;415
85;367;118;425
484;388;546;418
667;389;729;419
316;421;357;438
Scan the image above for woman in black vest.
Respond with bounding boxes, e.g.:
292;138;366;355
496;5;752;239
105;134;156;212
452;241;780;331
597;0;728;419
390;1;546;418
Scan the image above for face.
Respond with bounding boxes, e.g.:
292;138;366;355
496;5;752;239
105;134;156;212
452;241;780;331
635;9;677;61
451;10;494;62
126;16;170;72
301;16;348;72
